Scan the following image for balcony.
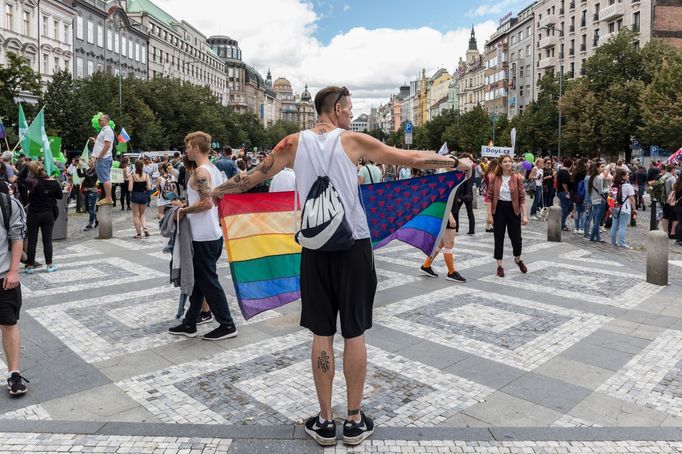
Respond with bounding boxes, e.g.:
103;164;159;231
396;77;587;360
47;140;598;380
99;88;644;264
599;3;624;22
539;15;556;29
539;35;559;48
538;56;557;69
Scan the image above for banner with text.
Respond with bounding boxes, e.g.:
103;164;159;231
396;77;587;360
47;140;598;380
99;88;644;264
481;146;514;158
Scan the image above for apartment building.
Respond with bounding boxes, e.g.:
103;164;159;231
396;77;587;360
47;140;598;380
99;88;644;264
507;4;536;118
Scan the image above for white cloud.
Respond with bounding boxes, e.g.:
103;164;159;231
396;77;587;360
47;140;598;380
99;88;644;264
343;4;351;12
154;0;497;115
467;0;524;18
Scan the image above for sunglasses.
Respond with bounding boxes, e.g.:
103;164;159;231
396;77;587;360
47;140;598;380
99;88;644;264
332;87;350;109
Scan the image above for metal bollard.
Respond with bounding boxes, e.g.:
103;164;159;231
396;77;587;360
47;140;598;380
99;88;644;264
646;230;668;286
98;204;113;239
547;206;562;242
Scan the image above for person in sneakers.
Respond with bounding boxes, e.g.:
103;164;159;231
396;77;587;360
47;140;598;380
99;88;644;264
168;132;238;341
211;86;472;447
529;158;544;219
89;114;114;206
419;213;466;283
0;190;29;395
486;154;528;277
24;161;62;274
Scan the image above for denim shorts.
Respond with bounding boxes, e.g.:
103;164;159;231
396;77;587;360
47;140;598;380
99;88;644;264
95;156;113;183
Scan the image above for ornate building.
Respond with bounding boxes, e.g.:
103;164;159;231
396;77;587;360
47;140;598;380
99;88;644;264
38;0;75;84
1;0;40;74
456;27;485;113
271;77;315;130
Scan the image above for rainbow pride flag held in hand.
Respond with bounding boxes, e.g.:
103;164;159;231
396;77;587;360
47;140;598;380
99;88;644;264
219;171;466;320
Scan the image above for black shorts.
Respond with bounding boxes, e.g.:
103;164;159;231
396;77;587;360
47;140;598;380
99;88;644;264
0;282;22;326
300;239;377;338
663;203;675;220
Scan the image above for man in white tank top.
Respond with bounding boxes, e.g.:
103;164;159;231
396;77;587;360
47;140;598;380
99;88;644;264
168;132;237;342
212;86;472;447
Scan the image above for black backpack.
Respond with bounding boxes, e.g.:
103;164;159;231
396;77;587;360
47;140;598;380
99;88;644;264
295;132;355;252
0;192;12;239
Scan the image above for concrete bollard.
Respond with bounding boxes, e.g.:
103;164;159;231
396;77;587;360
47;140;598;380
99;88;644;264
547;206;562;242
647;230;669;286
98;204;113;239
472;192;478;209
53;191;70;240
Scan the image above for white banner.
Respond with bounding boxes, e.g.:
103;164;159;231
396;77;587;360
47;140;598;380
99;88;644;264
481;146;514;158
110;167;124;184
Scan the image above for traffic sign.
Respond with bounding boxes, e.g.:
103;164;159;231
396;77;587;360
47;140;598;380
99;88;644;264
404;122;413;134
651;145;659;158
405;132;413;145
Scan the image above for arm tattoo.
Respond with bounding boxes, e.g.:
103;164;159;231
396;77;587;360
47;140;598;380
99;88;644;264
423;158;457;167
317;351;331;373
183;173;213;214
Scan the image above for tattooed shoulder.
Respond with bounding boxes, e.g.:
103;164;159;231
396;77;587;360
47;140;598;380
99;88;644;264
194;169;212;198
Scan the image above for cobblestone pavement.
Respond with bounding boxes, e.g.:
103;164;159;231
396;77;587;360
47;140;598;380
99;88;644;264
1;195;682;453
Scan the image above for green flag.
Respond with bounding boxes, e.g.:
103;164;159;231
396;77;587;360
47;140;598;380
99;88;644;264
18;103;29;154
49;136;66;163
116;141;127;155
22;107;46;158
80;141;90;169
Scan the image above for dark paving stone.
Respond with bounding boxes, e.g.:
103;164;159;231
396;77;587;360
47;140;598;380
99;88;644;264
501;372;592;413
444;355;525;390
365;325;424;353
560;342;636;372
97;422;295;439
396;340;470;371
579;329;652;355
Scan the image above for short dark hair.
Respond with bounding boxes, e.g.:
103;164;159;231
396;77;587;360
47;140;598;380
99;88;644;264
314;86;350;115
562;158;573;168
223;146;232;156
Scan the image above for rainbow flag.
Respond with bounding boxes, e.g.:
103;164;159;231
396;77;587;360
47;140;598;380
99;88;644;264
219;171;466;319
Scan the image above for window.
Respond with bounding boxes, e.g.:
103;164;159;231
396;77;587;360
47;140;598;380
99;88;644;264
23;11;30;35
526;44;531;56
128;40;133;59
53;56;59;73
87;60;93;76
64;24;70;44
135;42;139;61
5;4;13;31
520;65;524;77
96;63;103;72
609;22;615;33
141;45;146;63
64;59;70;71
97;24;103;47
114;32;120;53
42;15;48;36
633;11;640;32
43;54;49;74
54;20;59;40
107;30;112;50
526;26;531;37
87;21;93;43
76;16;83;40
122;36;127;56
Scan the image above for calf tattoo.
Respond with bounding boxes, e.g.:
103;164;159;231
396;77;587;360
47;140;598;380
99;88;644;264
317;351;331;373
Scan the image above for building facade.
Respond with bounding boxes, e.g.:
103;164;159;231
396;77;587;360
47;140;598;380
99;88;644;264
508;4;535;118
532;0;653;97
484;16;516;117
446;75;458;112
37;0;75;84
457;27;486;113
125;0;226;104
428;68;451;118
416;69;429;126
1;0;40;73
653;0;682;47
70;0;147;81
350;113;369;132
271;77;315;129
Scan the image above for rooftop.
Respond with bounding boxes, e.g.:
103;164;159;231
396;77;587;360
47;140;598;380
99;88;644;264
126;0;178;28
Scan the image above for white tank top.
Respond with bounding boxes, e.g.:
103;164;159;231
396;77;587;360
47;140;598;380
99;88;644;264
187;163;223;241
293;128;370;240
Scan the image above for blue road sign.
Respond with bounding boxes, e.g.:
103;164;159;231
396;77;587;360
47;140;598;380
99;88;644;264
651;145;659;157
404;122;413;134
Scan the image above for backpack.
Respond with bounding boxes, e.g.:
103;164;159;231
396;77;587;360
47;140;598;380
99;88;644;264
295;132;355;252
577;179;586;203
608;184;624;209
161;176;178;201
0;192;11;234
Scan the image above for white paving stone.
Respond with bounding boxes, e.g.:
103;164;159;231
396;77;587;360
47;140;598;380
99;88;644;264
479;260;663;309
559;249;626;267
0;405;51;421
28;286;280;363
20;257;165;297
598;329;682;417
438;303;532;333
116;331;494;426
375;286;611;371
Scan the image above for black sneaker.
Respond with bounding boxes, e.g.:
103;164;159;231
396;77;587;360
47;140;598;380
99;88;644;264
7;372;29;396
202;324;238;341
196;311;213;326
446;271;466;283
304;415;337;446
83;225;93;231
168;323;197;338
94;220;99;228
342;411;374;446
419;265;438;278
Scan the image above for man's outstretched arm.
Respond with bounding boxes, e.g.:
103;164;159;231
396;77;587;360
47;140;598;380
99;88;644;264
212;135;296;198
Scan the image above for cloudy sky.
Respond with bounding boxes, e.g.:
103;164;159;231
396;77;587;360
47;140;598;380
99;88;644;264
155;0;533;115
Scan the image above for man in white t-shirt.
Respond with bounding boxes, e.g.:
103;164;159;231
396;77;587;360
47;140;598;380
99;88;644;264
89;114;114;205
269;167;296;192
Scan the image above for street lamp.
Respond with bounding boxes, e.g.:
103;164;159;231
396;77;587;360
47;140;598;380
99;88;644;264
538;24;564;160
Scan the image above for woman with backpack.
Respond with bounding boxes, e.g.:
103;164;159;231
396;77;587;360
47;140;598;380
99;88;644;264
609;168;637;248
586;161;609;242
156;163;177;219
529;158;544;220
129;160;151;238
24;161;63;274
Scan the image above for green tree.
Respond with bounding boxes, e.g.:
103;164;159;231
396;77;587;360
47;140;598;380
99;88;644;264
443;105;490;153
42;70;88;150
0;53;41;142
559;78;600;156
639;51;682;150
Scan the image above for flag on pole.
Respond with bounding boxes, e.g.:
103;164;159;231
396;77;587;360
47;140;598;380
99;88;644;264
80;141;90;169
0;119;6;139
511;127;517;153
437;142;449;156
18;103;29;154
117;127;130;143
664;148;682;165
218;171;467;319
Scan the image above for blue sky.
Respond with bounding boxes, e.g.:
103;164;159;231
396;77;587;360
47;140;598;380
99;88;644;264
312;0;533;44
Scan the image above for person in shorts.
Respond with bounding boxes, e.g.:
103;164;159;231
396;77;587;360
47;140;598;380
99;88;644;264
211;86;472;447
89;114;114;205
0;192;28;396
